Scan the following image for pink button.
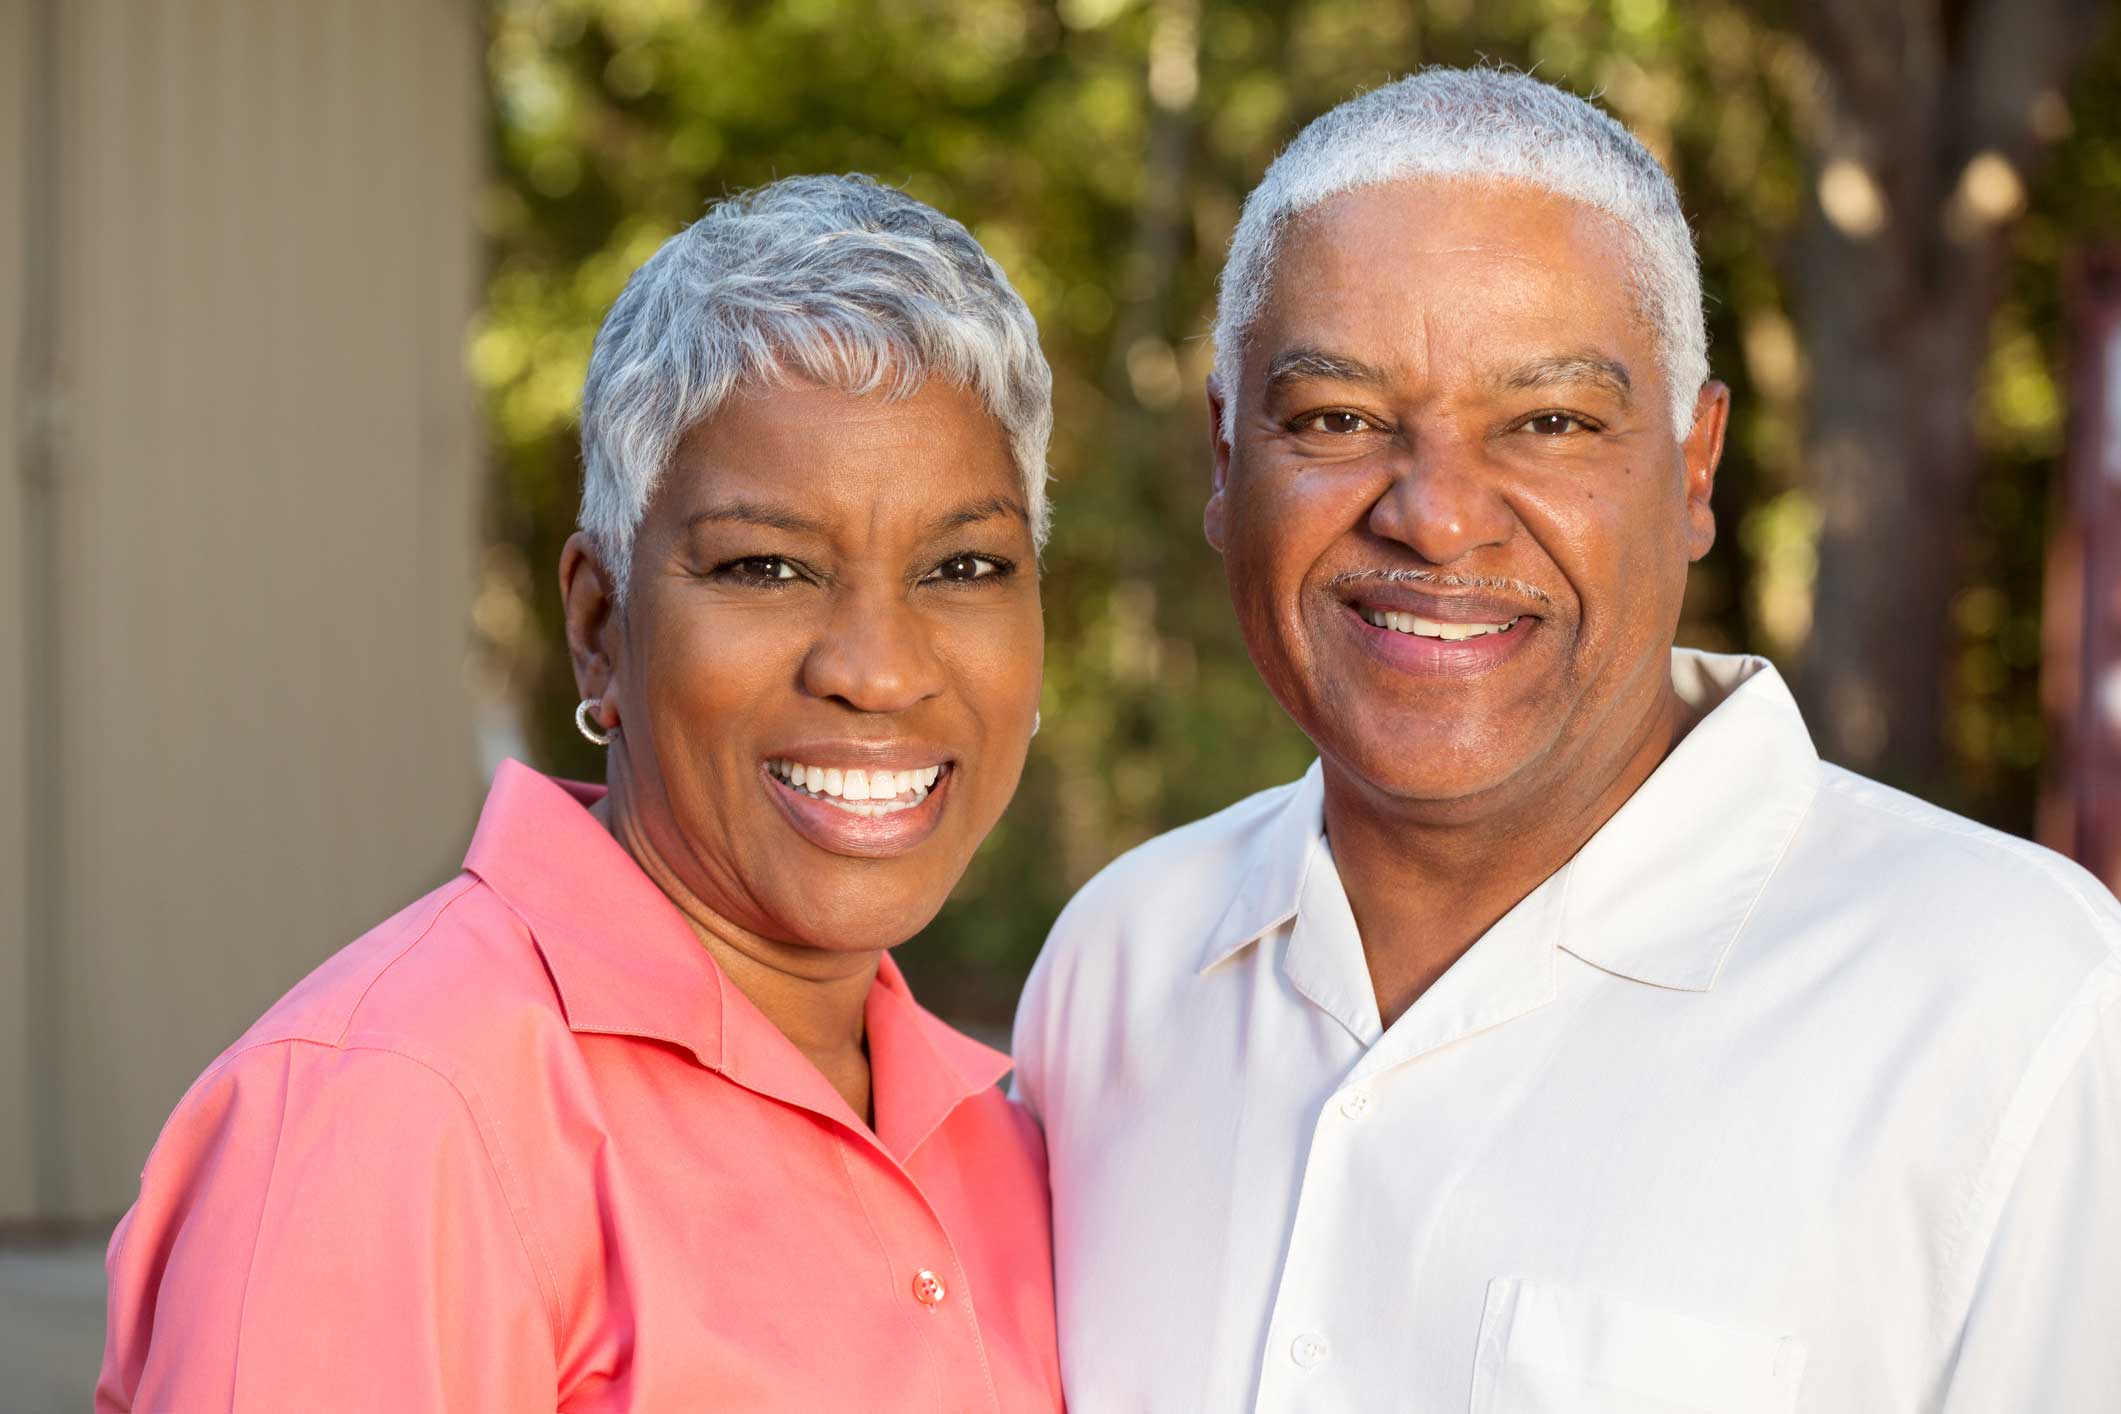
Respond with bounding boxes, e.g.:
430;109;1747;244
912;1269;947;1307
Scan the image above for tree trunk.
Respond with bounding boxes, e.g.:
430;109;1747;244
1794;0;2103;790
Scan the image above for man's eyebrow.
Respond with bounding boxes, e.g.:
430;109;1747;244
684;500;830;535
1499;353;1634;401
925;494;1029;537
1263;348;1390;392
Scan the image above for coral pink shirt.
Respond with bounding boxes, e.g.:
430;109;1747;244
98;761;1063;1412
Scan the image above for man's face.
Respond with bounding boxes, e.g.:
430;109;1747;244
1207;178;1725;813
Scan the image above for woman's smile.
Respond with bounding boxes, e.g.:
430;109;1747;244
763;748;958;857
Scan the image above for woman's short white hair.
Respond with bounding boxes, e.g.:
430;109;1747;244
579;174;1053;597
1214;68;1708;439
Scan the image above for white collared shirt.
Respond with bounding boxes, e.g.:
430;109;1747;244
1014;651;2121;1412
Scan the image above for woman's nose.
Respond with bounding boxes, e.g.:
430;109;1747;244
1363;440;1515;566
797;591;945;714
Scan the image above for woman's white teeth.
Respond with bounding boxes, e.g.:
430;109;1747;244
768;759;944;816
1360;607;1520;640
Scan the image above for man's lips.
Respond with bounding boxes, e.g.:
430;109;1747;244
1340;583;1548;625
1339;597;1542;677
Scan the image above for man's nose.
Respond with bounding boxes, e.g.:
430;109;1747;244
797;588;946;714
1364;439;1515;565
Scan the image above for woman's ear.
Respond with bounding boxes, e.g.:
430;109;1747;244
560;532;623;712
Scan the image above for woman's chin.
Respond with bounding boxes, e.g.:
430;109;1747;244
767;889;954;958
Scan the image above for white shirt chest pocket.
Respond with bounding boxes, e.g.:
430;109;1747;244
1471;1278;1808;1414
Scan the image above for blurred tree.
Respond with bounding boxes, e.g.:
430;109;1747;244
475;0;2121;1023
1791;0;2111;790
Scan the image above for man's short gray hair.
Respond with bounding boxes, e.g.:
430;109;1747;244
1214;68;1708;440
579;174;1053;596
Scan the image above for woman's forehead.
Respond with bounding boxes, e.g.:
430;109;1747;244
653;379;1023;536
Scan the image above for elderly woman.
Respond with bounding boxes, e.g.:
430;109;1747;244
98;176;1063;1412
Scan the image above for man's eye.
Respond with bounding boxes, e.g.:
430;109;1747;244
927;553;1010;584
1292;410;1375;435
1524;412;1594;436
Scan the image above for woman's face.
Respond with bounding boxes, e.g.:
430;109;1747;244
572;377;1043;956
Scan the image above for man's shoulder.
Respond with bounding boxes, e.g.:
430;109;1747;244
1756;764;2121;1038
1802;763;2121;960
1024;771;1312;1000
1058;773;1307;935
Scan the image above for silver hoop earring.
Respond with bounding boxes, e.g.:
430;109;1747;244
1032;711;1041;739
575;697;614;747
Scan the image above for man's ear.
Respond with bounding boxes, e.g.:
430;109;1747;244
1204;374;1233;554
1682;381;1730;562
559;532;623;727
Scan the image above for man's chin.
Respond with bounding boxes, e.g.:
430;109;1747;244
1316;727;1548;813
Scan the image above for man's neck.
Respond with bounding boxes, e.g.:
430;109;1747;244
1322;680;1697;1029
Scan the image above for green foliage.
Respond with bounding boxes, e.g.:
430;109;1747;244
477;0;2120;1021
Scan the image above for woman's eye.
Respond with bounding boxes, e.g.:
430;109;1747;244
927;553;1008;584
1524;412;1594;436
722;556;801;583
1293;410;1375;435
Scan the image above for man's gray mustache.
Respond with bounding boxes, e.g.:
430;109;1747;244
1324;567;1553;608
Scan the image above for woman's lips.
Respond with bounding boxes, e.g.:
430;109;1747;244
1342;600;1540;677
763;759;954;859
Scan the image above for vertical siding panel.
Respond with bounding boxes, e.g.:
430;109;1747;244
419;0;488;835
46;0;485;1218
0;0;42;1219
47;0;142;1213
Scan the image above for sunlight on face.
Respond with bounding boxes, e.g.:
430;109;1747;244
613;378;1044;954
1210;178;1721;812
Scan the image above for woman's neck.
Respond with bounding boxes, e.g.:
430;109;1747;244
591;782;881;1125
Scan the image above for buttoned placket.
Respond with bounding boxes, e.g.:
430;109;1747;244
832;1136;999;1410
1250;853;1570;1412
714;984;1007;1413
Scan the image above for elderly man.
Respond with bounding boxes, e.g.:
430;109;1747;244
1013;69;2120;1412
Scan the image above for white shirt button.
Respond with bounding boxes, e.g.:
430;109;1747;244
1290;1331;1331;1369
1337;1087;1374;1120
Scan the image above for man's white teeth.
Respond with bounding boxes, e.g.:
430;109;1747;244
1360;607;1520;640
767;759;944;816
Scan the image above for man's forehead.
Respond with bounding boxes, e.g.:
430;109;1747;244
1275;187;1628;286
1284;174;1632;252
1252;183;1652;383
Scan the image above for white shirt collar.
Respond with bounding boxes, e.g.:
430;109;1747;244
1196;649;1820;994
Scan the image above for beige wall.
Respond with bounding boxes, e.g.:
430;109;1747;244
1;0;41;1219
4;0;487;1221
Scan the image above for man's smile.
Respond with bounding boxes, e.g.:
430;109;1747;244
1356;606;1521;640
1339;597;1542;677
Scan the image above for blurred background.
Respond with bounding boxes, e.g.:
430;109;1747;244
2;0;2118;1403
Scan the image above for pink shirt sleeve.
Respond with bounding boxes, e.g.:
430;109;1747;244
98;1041;559;1412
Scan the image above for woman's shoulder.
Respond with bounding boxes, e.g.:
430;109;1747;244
103;876;569;1409
209;870;572;1092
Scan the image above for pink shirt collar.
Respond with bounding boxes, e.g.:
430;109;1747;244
463;759;1012;1160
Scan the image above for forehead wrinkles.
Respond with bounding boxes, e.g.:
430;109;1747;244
1251;186;1657;391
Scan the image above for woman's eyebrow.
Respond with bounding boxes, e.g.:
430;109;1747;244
924;495;1028;537
684;500;829;535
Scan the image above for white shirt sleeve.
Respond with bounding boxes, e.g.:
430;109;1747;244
1008;932;1055;1122
1939;964;2121;1411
